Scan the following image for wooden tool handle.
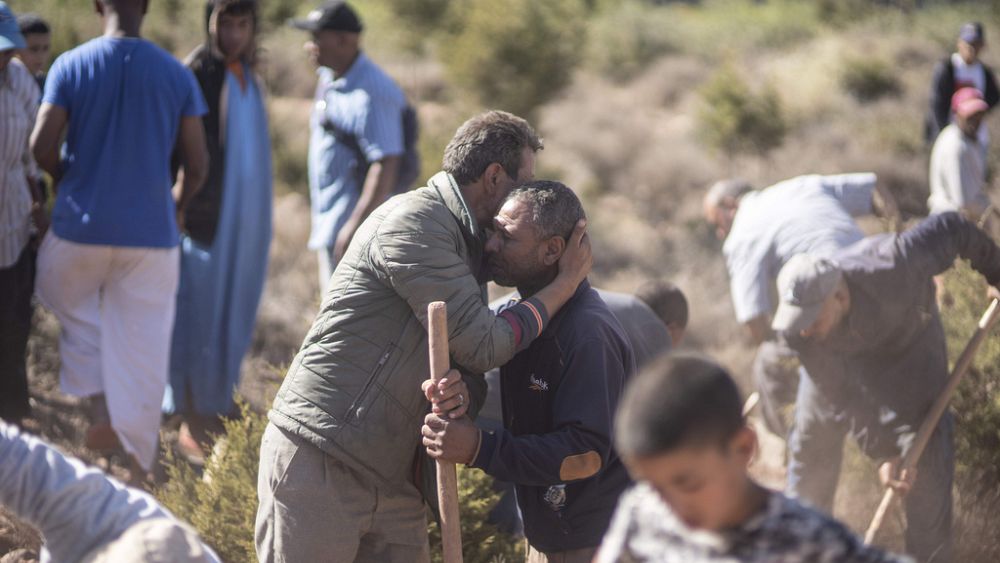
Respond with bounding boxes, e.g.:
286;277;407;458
428;302;463;562
865;298;1000;545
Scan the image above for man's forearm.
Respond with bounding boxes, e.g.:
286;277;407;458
351;156;401;224
172;168;204;216
34;149;60;184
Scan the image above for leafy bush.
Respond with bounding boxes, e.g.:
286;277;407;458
586;1;678;81
441;0;586;118
697;65;786;159
381;0;451;36
427;466;524;563
260;0;306;32
642;0;817;60
159;404;522;562
816;0;876;28
158;401;266;563
840;57;902;103
939;263;1000;561
270;121;309;197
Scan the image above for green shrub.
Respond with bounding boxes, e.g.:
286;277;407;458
940;263;1000;561
427;465;524;563
260;0;306;32
441;0;586;118
816;0;876;28
270;123;309;197
381;0;451;35
586;1;678;81
840;57;902;103
644;0;817;60
159;404;522;562
697;65;786;159
158;401;266;563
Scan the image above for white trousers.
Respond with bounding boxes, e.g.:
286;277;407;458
35;232;179;470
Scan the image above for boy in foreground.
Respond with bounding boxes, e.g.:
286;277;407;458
596;353;910;563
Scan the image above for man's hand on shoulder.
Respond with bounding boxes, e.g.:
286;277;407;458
422;413;481;465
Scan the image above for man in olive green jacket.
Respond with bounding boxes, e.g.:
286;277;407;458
255;110;592;563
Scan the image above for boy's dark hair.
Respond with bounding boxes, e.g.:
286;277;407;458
213;0;257;20
635;280;688;329
443;110;543;186
507;180;585;240
17;14;50;36
615;353;743;457
207;0;258;64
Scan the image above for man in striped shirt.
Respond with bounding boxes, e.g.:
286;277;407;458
290;0;407;293
0;1;45;424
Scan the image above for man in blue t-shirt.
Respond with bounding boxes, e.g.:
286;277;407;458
29;0;208;478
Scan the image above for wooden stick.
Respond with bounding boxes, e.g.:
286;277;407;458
742;391;760;417
428;302;463;562
865;298;1000;545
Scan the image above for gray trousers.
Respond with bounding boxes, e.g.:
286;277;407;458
255;423;431;563
787;375;953;563
751;340;801;438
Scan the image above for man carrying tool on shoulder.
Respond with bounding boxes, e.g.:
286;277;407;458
772;211;1000;562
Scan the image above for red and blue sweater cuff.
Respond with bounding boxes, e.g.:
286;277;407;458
498;296;549;352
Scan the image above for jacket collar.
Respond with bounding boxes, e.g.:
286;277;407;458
546;278;591;331
428;171;480;238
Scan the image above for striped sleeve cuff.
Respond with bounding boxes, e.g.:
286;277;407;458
498;296;549;352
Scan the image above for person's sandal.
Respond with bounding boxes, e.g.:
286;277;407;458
177;422;206;466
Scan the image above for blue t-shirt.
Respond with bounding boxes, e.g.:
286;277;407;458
43;37;208;247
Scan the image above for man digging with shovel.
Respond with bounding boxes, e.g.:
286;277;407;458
772;211;1000;562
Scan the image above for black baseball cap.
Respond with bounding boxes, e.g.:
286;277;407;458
289;0;362;33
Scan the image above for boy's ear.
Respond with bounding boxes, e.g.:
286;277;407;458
730;426;757;467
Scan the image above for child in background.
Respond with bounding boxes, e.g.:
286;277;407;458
597;353;911;563
164;0;272;462
635;279;688;346
16;13;50;93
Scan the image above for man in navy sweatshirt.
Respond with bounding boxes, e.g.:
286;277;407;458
773;212;1000;562
422;180;636;562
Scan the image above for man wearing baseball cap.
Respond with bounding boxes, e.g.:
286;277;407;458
289;0;409;293
772;212;1000;562
926;21;999;147
928;87;992;220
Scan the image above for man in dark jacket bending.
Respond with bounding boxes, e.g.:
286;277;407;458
422;181;636;562
772;212;1000;562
